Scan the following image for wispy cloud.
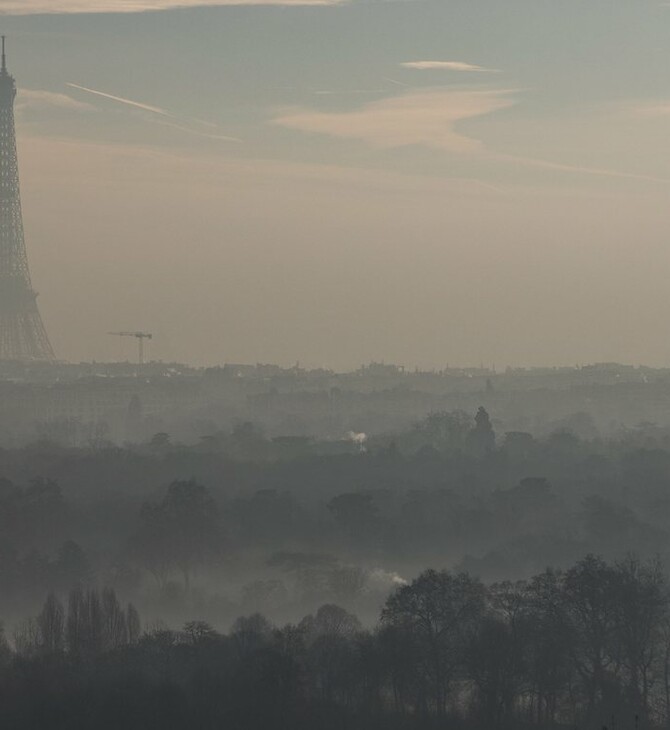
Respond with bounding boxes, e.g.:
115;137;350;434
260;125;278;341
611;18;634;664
630;102;670;118
149;118;242;142
0;0;345;13
274;88;516;154
401;61;501;73
274;89;670;185
496;152;670;185
17;88;96;112
67;82;241;142
383;77;410;88
314;89;387;96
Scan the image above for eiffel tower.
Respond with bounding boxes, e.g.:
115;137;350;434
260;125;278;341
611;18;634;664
0;37;55;362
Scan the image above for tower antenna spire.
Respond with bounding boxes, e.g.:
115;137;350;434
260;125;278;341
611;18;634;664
2;36;7;74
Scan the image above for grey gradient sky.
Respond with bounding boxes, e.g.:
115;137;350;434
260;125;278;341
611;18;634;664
2;0;670;368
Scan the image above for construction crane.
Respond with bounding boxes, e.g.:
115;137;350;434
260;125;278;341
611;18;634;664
108;331;153;366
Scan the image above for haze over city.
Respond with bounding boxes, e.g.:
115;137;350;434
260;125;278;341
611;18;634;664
4;5;670;730
1;0;668;368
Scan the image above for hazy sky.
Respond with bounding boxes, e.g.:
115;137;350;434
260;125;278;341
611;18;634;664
1;0;669;369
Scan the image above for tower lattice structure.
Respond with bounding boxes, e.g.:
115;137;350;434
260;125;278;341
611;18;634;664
0;37;55;362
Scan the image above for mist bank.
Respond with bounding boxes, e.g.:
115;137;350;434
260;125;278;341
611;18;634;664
2;407;670;630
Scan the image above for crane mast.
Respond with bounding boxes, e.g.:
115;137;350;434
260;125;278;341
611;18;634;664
108;331;153;366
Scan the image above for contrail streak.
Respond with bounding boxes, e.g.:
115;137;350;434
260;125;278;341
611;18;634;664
495;153;670;185
67;83;172;116
151;118;242;142
66;82;241;142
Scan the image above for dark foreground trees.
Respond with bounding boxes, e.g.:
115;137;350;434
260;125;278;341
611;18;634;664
3;555;670;729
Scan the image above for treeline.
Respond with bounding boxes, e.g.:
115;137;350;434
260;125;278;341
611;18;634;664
12;587;140;657
3;555;670;729
5;408;670;624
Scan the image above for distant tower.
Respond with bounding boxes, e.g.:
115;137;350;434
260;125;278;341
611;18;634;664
0;37;55;361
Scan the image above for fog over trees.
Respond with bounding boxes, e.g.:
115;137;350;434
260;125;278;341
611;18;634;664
2;388;670;726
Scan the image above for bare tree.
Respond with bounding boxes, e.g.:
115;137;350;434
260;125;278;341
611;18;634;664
382;569;486;718
101;587;128;651
37;592;64;655
127;603;141;645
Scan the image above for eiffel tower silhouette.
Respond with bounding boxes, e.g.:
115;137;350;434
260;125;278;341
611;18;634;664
0;37;55;362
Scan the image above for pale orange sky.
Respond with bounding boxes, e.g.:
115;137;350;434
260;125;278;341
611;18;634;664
3;0;670;368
